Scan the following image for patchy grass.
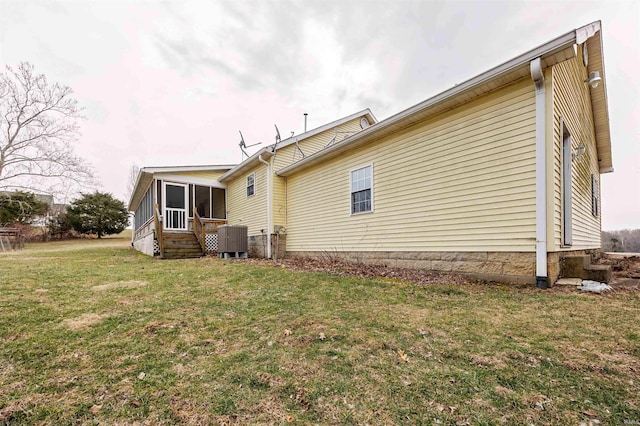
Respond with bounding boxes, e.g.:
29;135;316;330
1;242;639;425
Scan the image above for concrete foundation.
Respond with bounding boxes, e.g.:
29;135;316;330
287;250;538;285
548;249;604;284
244;245;607;285
132;231;155;256
247;233;287;259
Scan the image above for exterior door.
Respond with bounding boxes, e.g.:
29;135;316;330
163;183;188;230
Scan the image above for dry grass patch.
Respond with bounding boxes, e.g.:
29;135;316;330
92;280;147;291
61;313;107;330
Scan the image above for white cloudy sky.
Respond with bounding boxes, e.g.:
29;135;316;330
1;0;638;230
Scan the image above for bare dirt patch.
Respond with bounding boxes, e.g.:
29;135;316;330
601;254;640;289
469;354;507;369
61;313;107;330
92;280;147;291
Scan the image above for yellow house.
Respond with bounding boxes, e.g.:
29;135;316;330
129;21;612;287
217;110;377;258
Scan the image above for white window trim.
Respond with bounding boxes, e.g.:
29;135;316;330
349;163;374;216
246;173;255;198
591;173;600;218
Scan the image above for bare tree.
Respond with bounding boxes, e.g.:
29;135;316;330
126;164;140;202
0;62;94;197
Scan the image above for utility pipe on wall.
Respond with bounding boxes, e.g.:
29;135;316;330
530;57;548;289
258;154;272;259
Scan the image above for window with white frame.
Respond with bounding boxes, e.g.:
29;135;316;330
351;165;372;214
591;173;599;217
246;173;255;197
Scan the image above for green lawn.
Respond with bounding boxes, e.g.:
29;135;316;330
1;239;639;424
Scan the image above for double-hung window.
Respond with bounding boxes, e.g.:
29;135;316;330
351;165;372;214
246;173;255;197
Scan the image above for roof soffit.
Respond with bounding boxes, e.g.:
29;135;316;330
584;28;612;172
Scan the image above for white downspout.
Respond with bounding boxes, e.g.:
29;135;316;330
258;154;272;259
530;58;548;289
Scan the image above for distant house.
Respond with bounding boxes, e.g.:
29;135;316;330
0;191;66;227
129;21;612;287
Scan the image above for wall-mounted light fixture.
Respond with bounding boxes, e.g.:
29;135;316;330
584;71;602;88
572;142;586;161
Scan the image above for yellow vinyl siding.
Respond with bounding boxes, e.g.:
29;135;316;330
272;174;287;230
291;117;364;159
286;78;537;253
272;116;367;229
226;165;268;236
272;117;367;171
551;52;601;250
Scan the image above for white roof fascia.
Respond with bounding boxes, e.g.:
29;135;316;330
128;170;154;211
218;148;275;182
128;164;234;210
277;25;592;177
576;21;600;44
140;164;235;174
154;173;227;188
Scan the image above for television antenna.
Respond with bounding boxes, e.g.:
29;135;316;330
272;124;282;152
239;130;261;160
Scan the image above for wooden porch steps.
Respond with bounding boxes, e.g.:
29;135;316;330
161;232;203;259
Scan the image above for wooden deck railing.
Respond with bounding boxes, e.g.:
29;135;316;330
193;207;207;254
154;204;164;257
0;227;25;251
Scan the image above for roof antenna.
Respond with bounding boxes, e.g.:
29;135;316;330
239;130;261;160
272;124;282;152
304;113;308;132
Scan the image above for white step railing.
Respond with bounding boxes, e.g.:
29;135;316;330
164;208;186;230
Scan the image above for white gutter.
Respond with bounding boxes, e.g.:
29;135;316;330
258;154;272;259
530;58;548;289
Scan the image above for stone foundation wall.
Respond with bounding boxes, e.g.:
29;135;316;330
248;234;268;258
548;248;602;284
272;234;286;260
248;246;602;285
287;251;537;284
248;234;287;259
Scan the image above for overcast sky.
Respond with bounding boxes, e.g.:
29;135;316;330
1;0;638;230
